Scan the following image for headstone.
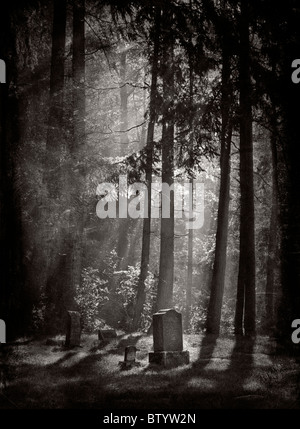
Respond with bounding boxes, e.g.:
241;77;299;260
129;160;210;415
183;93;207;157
0;60;5;84
119;345;140;370
65;311;81;347
125;345;137;363
0;319;6;344
149;309;189;367
98;329;117;341
153;309;183;352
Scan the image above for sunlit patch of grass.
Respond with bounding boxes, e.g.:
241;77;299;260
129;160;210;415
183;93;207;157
2;333;300;409
252;353;273;367
187;377;216;390
242;379;264;392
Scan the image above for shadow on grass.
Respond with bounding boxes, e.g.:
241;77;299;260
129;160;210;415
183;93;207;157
106;334;144;355
115;334;257;408
89;333;144;354
219;335;255;408
46;351;78;368
194;333;218;369
3;334;299;409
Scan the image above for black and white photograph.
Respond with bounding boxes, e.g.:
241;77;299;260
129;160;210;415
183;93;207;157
0;0;300;417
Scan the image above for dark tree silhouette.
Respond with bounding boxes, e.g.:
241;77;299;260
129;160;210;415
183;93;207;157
0;2;29;340
44;0;68;332
133;7;161;330
156;9;175;311
206;2;233;335
234;0;256;337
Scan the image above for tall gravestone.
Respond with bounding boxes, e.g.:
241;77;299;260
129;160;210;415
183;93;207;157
149;309;189;367
0;60;5;84
65;311;81;347
0;319;6;344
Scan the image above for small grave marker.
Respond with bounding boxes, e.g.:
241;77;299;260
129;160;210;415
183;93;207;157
65;311;81;347
98;329;117;342
119;345;140;370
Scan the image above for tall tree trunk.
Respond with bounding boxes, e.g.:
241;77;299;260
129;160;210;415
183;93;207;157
234;0;256;337
67;0;86;307
0;4;28;339
44;0;67;197
119;48;129;151
132;7;161;330
44;0;67;333
264;110;279;333
155;11;175;311
206;39;232;335
184;9;195;329
72;0;85;151
185;179;193;330
139;67;148;150
116;47;131;269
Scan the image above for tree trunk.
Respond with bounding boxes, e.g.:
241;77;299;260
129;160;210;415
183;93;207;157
155;11;175;311
206;38;232;335
0;4;28;339
264;110;279;333
185;179;193;330
72;0;85;152
119;48;129;151
139;67;148;150
44;0;67;198
67;0;86;308
234;0;256;337
116;47;131;268
132;7;161;330
184;12;195;330
44;0;67;333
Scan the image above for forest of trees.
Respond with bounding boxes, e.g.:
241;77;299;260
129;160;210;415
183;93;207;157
1;0;300;350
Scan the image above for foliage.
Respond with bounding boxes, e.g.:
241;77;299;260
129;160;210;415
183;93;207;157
115;265;157;331
140;271;157;331
188;297;235;335
75;267;109;332
74;259;157;333
189;302;207;334
115;264;140;326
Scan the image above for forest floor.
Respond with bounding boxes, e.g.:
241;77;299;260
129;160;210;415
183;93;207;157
0;332;300;409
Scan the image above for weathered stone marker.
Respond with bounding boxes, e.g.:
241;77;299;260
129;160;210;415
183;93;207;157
0;319;6;344
119;345;140;370
149;309;189;367
153;308;183;352
0;60;6;84
65;311;81;347
125;345;137;363
98;329;117;342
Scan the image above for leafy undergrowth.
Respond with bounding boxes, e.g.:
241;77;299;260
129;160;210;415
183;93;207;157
0;333;299;409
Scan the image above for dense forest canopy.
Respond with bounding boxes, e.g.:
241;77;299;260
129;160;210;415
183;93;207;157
1;0;300;350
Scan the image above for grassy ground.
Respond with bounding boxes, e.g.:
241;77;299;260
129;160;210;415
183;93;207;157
0;333;299;409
